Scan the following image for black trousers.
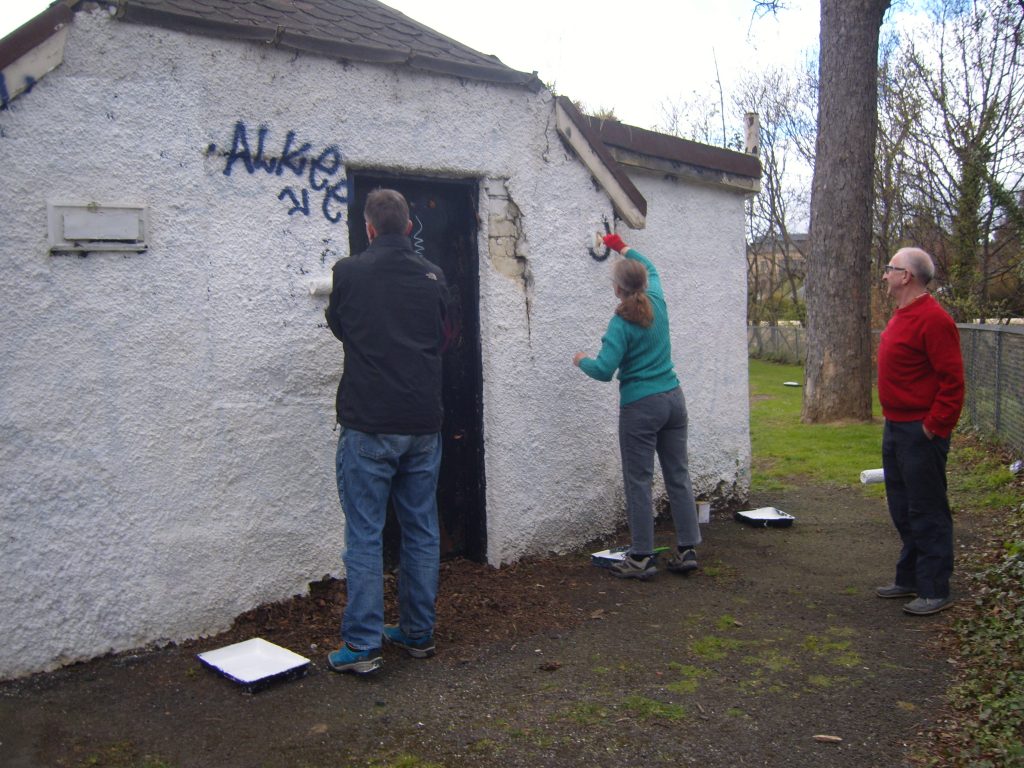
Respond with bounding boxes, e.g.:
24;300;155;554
881;419;954;599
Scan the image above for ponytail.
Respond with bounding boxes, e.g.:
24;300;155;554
616;292;654;327
612;259;654;328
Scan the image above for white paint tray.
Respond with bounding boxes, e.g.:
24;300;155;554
197;637;310;692
734;506;796;528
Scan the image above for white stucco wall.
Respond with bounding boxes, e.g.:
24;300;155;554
0;8;749;679
483;170;752;565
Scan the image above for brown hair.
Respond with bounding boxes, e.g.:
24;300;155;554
613;259;653;328
364;188;410;235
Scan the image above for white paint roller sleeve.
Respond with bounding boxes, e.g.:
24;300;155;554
860;468;885;484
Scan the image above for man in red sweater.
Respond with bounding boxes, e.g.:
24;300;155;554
876;247;964;616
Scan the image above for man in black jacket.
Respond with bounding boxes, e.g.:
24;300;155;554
324;189;448;674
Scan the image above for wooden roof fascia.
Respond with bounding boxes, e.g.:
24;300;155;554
607;145;762;194
0;1;73;108
554;95;647;230
586;115;762;191
0;1;73;72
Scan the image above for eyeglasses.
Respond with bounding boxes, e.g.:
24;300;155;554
883;265;909;274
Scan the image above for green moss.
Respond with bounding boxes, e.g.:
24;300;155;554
741;649;795;674
77;743;175;768
619;695;686;721
562;702;609;725
807;674;840;688
690;635;744;661
716;614;742;631
370;756;445;768
666;678;700;694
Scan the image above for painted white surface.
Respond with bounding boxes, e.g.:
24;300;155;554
483;170;752;564
0;8;749;679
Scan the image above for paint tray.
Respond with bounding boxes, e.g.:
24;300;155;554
197;637;310;692
591;545;669;569
733;506;795;528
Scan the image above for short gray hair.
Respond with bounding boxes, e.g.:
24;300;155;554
894;247;936;285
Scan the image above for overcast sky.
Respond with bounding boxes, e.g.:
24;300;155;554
2;0;822;131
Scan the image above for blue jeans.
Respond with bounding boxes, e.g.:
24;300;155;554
336;428;442;650
882;419;953;599
618;387;701;555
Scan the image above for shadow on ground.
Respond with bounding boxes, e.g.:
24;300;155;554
1;484;974;768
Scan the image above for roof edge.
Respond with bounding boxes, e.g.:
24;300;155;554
406;54;542;89
555;95;647;229
0;0;73;73
585;116;762;181
116;3;542;89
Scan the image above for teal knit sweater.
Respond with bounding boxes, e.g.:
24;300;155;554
579;248;680;405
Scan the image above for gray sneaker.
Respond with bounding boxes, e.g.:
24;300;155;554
610;554;657;580
876;584;916;598
667;548;699;575
903;596;955;615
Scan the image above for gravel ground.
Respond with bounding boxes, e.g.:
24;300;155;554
0;483;973;768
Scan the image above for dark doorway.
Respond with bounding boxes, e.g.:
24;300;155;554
348;173;486;562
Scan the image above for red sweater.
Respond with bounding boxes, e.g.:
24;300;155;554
877;293;964;438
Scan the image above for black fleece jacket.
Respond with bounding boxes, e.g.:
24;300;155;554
325;233;448;434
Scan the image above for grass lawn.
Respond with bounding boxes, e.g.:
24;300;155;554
748;358;884;495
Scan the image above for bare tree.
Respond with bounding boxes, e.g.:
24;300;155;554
900;0;1024;321
736;67;815;324
657;88;729;146
870;33;926;327
802;0;891;424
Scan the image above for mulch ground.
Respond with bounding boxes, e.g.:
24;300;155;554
200;552;599;658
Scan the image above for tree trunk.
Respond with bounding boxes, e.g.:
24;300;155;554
802;0;890;423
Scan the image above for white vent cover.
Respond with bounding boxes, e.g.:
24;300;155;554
48;202;148;254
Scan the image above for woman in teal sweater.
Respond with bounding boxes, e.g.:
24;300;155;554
573;233;701;580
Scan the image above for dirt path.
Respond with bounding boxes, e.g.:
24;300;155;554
1;484;973;768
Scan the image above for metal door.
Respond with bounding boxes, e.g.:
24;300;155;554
348;173;486;562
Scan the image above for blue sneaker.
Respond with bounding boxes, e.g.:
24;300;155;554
326;643;383;674
382;625;436;658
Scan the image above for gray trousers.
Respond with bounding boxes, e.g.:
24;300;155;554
618;386;701;555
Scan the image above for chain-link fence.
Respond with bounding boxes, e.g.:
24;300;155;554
747;324;805;365
748;322;1024;455
959;324;1024;455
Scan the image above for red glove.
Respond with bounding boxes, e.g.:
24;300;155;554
602;233;627;253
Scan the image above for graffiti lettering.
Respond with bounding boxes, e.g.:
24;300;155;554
1;73;36;111
213;121;347;224
277;131;312;177
322;182;348;224
278;187;310;217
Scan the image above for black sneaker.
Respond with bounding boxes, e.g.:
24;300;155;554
610;554;657;580
667;548;698;574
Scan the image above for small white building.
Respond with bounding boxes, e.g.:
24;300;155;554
0;0;760;679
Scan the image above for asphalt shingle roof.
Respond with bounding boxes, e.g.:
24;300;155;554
115;0;540;86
